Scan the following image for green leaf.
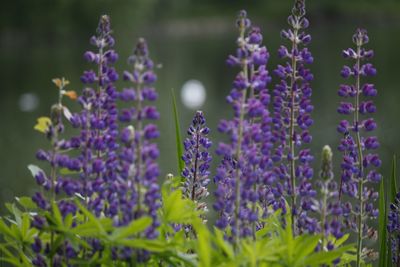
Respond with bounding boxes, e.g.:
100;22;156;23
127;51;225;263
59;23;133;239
110;216;152;241
194;222;211;267
52;201;63;226
74;200;106;236
0;219;15;239
0;257;24;267
379;177;388;267
171;88;184;176
15;196;37;210
333;233;349;247
70;218;112;237
303;244;354;266
293;235;320;265
163;190;196;223
115;239;167;252
213;227;234;260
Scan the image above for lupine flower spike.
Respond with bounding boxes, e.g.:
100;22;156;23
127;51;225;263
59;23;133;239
30;78;78;265
182;111;212;217
272;0;316;234
316;145;343;254
338;28;380;265
119;38;161;239
72;15;120;219
214;10;272;242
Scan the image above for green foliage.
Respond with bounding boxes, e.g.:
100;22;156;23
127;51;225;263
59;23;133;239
0;178;356;266
171;88;185;176
379;177;388;267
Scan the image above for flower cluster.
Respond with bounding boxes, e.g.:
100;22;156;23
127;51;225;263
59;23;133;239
70;14;120;218
118;38;161;238
315;145;343;252
388;192;400;264
29;16;163;264
182;111;212;213
31;78;79;266
213;10;273;240
338;28;380;264
16;4;387;266
271;0;316;234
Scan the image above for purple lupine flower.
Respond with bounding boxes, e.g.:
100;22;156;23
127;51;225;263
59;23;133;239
214;10;273;241
117;38;161;241
388;192;400;265
29;78;82;263
271;0;316;234
315;145;343;254
182;111;212;214
338;28;380;265
71;15;120;217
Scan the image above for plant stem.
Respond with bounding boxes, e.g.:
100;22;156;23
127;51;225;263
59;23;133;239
289;22;299;236
191;128;200;202
135;82;143;215
233;22;248;247
355;44;364;267
320;181;327;250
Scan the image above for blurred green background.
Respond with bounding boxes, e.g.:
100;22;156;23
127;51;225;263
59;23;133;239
0;0;399;224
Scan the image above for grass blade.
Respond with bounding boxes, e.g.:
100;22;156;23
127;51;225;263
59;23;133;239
378;178;387;267
171;88;184;176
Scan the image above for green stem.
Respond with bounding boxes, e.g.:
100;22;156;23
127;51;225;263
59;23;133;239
233;21;248;247
355;44;364;267
289;22;299;236
320;182;327;250
135;82;143;215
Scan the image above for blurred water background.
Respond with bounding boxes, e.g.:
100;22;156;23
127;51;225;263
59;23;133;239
1;0;399;243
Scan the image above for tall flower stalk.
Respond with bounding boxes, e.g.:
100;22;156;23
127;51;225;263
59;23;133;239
214;10;272;243
76;14;119;217
272;0;316;234
316;145;343;252
182;111;212;213
338;28;380;266
119;38;161;238
31;78;78;266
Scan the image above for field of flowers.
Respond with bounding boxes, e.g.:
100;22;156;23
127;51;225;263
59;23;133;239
0;0;398;266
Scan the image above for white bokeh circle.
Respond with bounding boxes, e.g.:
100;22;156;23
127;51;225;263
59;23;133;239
180;80;206;109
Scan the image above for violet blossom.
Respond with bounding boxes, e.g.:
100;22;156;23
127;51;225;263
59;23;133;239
271;0;316;234
315;145;343;254
213;10;273;241
338;28;380;265
182;111;212;214
118;38;161;240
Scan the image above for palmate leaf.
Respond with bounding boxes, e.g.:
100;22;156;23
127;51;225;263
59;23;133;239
195;221;211;267
171;88;185;176
162;189;198;223
109;216;152;241
302;244;355;267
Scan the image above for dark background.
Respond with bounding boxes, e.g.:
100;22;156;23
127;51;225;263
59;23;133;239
1;0;399;237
